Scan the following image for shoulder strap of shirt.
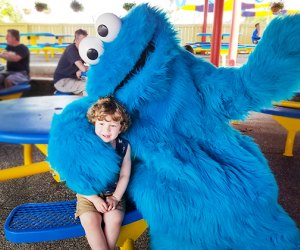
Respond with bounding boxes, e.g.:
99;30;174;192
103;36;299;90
116;137;129;159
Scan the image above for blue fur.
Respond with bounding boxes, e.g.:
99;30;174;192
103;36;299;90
48;4;300;249
48;98;121;195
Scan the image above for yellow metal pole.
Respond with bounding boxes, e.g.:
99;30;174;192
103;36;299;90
31;36;38;46
284;131;296;157
58;37;63;44
117;220;148;247
23;144;33;165
119;238;134;250
35;144;48;155
0;161;51;181
35;144;61;182
273;116;300;157
51;170;61;183
0;93;23;101
274;101;300;109
44;49;49;61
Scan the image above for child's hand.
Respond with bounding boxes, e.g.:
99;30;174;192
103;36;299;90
76;70;82;79
106;196;119;211
93;197;108;213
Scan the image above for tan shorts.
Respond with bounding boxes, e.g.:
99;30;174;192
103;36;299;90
75;193;126;218
54;78;87;95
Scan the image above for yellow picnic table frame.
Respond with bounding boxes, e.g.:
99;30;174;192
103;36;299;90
272;100;300;157
0;96;82;182
0;144;61;182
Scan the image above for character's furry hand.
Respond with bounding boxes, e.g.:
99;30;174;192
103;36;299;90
238;14;300;112
258;14;300;59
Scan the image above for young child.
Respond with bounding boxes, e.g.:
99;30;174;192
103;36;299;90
75;96;131;250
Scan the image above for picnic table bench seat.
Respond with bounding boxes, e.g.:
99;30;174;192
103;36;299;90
0;82;31;100
4;200;147;250
54;90;74;95
261;106;300;156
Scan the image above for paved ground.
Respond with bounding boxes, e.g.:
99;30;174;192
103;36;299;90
0;53;299;249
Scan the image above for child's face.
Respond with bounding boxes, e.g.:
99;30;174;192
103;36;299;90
95;115;122;143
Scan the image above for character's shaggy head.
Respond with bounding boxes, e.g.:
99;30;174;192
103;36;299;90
79;4;181;110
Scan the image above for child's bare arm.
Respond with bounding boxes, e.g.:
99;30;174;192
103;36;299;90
107;144;131;210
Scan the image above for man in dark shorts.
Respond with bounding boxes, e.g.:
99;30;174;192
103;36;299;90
0;29;30;89
53;29;88;95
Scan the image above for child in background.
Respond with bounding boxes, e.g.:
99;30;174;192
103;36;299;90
252;23;261;44
76;96;131;250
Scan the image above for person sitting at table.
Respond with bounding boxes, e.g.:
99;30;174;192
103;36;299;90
53;29;88;96
0;29;30;89
252;23;261;44
184;44;194;54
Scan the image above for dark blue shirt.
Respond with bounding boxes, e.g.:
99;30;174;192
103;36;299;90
53;43;82;83
116;137;129;160
6;44;30;74
252;29;261;44
104;137;129;192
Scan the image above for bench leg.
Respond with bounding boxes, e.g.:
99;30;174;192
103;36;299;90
0;161;50;181
272;116;300;157
0;92;23;100
50;170;62;182
284;130;296;157
35;144;61;182
44;50;49;61
23;144;33;165
119;238;134;250
35;144;47;156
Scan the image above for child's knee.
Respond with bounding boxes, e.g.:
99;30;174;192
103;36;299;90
105;212;123;226
80;211;102;228
113;216;123;226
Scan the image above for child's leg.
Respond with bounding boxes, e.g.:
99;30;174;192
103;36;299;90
103;209;124;250
80;211;109;250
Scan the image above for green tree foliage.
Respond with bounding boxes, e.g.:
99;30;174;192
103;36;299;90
0;0;22;23
123;3;136;11
70;0;84;12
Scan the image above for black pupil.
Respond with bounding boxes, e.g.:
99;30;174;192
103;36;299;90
87;49;98;60
98;24;108;37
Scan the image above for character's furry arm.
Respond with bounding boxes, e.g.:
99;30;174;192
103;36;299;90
197;14;300;120
48;98;121;195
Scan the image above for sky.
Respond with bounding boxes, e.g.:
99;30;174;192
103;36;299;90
8;0;300;24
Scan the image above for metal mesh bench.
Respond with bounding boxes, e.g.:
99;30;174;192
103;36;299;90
0;82;31;100
4;200;147;249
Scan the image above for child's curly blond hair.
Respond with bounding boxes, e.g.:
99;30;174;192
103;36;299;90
87;96;131;132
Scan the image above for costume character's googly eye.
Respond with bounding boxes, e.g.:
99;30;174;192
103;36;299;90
95;13;122;42
79;37;104;65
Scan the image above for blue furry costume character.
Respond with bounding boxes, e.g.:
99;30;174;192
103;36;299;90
48;4;300;249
